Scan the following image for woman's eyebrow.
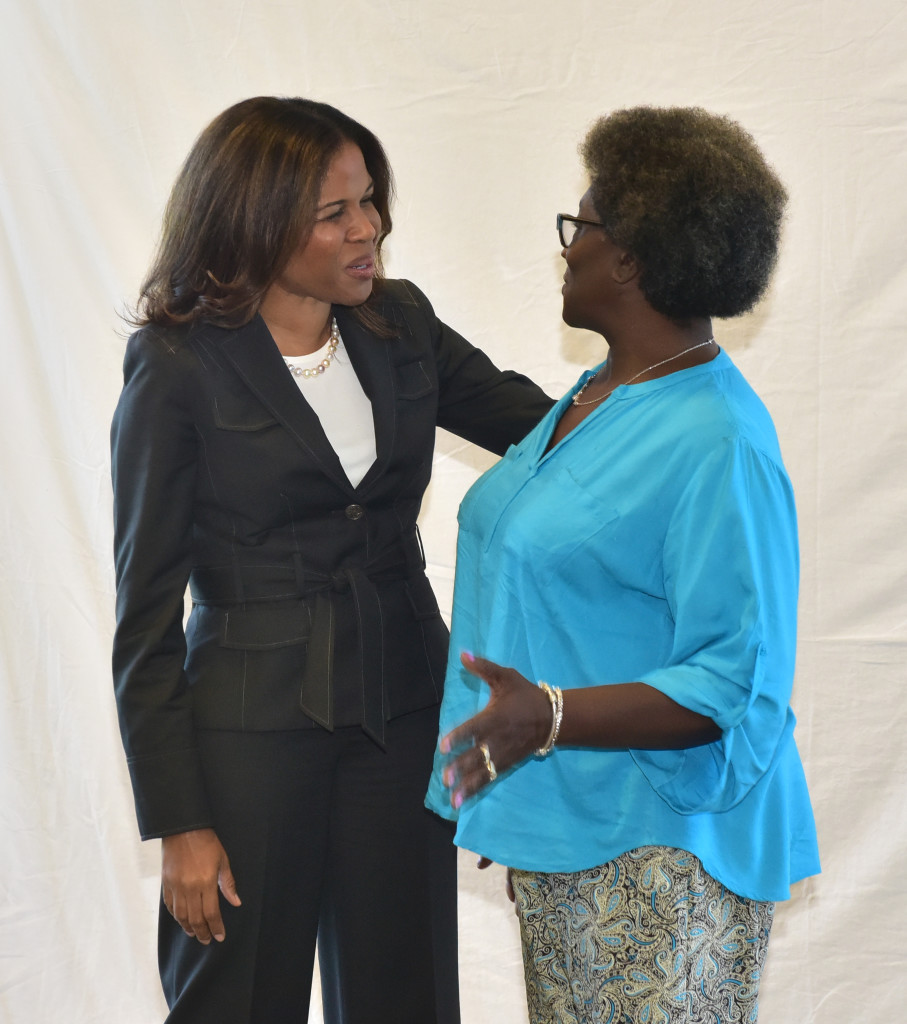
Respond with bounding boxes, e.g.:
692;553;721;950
316;198;347;213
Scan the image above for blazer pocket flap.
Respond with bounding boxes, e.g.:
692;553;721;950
213;394;279;431
221;602;311;649
394;359;434;400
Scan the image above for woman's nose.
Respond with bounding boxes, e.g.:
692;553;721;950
350;206;379;241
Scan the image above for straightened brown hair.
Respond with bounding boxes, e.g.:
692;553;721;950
131;96;396;333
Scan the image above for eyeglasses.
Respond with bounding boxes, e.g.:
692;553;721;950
557;213;605;249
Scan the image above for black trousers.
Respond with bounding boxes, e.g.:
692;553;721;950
158;705;460;1023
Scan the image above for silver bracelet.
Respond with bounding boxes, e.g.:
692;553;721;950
535;681;563;757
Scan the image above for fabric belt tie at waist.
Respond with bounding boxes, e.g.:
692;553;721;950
303;566;385;746
189;537;425;748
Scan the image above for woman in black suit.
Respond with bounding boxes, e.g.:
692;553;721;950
111;96;552;1024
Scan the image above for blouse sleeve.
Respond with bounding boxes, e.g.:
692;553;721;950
110;328;213;839
632;436;800;814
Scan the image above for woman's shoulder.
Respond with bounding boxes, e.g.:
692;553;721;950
674;352;783;462
120;320;215;387
125;320;197;359
372;277;433;312
364;278;444;347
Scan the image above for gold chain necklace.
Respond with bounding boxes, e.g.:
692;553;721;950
572;338;716;408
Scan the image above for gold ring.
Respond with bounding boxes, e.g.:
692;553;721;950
479;742;497;781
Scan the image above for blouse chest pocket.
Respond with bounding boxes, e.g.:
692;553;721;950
500;466;621;589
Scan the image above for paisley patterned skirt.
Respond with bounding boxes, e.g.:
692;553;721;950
510;846;774;1024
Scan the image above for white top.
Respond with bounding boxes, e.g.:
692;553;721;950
282;330;376;488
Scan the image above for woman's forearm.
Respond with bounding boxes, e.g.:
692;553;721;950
557;682;721;750
439;656;723;809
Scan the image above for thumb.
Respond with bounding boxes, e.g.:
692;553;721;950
218;858;242;907
460;650;503;687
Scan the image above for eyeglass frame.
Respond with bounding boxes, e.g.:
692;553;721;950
557;212;606;249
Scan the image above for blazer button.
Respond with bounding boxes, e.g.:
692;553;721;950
344;504;365;520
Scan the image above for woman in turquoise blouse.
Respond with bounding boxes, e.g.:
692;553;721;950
427;107;819;1023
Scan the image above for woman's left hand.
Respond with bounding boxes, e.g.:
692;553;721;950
440;652;552;808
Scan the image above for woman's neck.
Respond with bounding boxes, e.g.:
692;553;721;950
259;291;334;357
602;316;715;384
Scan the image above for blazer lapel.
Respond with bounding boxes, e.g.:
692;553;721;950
203;315;354;492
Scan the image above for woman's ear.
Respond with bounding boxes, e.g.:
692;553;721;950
612;248;641;285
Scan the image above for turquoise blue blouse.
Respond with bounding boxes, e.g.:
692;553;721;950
426;351;819;902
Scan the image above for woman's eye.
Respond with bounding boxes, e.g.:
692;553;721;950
314;209;343;225
361;195;375;207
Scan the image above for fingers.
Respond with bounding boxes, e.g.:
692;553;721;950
439;722;469;756
201;883;226;944
459;650;501;683
440;651;543;806
440;709;486;756
162;887;179;931
475;858;516;909
478;742;497;782
163;884;218;943
219;863;242;908
196;857;243;943
440;651;501;755
161;829;239;944
443;742;498;808
164;884;212;943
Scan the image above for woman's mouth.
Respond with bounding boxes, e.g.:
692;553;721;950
347;258;375;279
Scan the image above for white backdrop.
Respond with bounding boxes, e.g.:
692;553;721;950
1;1;905;1021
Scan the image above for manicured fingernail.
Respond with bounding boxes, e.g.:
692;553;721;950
440;737;450;754
462;649;475;662
454;791;464;809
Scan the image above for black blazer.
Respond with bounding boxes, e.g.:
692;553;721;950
111;279;553;838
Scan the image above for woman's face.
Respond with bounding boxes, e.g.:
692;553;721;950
270;141;382;309
560;189;624;333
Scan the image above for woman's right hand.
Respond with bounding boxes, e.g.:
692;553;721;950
161;828;242;944
440;653;552;808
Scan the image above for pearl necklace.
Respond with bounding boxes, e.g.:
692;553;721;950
283;318;341;379
572;338;716;407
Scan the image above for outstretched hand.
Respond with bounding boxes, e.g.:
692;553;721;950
440;652;552;809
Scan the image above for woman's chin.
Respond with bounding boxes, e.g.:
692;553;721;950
561;299;578;329
335;279;375;308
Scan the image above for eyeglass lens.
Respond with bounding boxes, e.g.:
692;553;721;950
558;215;577;248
